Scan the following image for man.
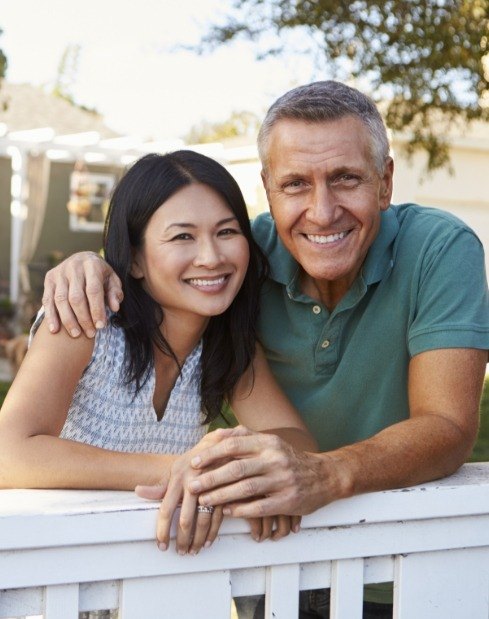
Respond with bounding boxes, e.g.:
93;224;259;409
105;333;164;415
42;81;489;615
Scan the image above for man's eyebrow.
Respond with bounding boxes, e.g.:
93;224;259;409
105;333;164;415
164;216;238;232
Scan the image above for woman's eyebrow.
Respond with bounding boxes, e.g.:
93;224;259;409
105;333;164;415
165;216;238;232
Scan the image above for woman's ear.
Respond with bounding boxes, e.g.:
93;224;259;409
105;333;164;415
130;250;144;279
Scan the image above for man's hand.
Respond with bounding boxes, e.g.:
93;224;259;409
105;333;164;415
43;252;123;337
188;427;335;518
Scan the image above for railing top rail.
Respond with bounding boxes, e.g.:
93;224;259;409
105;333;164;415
1;463;488;551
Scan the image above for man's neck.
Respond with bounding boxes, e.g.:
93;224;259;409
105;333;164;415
300;271;354;312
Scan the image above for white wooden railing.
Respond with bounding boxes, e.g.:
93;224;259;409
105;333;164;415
2;463;489;619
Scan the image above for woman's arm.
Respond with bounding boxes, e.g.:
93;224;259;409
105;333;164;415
0;320;176;490
231;343;318;452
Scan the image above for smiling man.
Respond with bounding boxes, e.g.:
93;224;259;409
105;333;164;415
42;81;489;617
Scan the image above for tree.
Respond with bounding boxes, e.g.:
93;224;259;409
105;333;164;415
0;28;8;111
184;110;261;143
201;0;489;170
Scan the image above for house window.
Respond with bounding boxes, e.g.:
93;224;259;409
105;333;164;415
67;166;115;232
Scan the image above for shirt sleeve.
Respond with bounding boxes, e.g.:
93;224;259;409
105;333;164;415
408;228;489;356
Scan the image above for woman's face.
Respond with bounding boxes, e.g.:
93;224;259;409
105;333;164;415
131;182;250;328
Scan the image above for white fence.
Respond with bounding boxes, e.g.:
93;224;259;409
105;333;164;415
1;463;489;619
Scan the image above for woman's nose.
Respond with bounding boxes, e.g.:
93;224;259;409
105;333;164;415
193;238;223;268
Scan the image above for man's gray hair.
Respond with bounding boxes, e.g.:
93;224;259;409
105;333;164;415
258;81;390;175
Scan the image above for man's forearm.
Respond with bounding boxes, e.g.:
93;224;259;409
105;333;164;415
323;413;476;502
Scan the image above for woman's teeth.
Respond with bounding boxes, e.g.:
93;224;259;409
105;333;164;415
187;276;226;286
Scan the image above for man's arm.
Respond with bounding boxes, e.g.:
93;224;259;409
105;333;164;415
43;252;122;337
187;348;486;517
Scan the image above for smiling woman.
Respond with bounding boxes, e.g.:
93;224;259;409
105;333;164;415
0;150;317;556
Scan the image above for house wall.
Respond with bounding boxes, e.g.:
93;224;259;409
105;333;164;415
29;161;123;303
391;139;489;272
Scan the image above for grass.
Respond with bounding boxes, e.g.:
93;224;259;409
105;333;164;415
1;378;489;461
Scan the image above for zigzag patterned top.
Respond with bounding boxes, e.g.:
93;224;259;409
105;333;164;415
31;313;207;454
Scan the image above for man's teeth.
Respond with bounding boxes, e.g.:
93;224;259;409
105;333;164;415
307;231;347;244
188;276;226;286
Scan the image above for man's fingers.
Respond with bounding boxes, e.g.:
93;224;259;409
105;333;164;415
41;273;61;333
48;275;86;338
191;433;268;470
220;496;285;519
189;456;263;495
198;473;271;508
85;258;122;326
66;276;96;337
106;270;124;313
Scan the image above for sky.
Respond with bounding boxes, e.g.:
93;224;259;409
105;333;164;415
0;0;319;140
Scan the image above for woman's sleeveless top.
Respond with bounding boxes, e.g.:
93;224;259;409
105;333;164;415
31;314;207;454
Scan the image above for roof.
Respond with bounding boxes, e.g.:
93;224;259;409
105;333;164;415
0;82;119;138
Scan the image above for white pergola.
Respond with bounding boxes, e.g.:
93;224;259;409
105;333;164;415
0;125;258;305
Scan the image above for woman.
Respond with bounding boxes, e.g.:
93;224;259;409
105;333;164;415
0;151;316;555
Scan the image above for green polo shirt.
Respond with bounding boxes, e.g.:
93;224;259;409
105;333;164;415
252;204;489;452
252;204;488;605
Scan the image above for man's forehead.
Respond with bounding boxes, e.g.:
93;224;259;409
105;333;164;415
267;117;372;173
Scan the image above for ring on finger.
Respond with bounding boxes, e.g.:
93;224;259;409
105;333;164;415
197;505;215;514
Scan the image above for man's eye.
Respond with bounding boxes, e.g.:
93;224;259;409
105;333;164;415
334;174;360;185
283;180;305;192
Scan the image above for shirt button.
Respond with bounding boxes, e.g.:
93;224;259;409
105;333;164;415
321;339;330;349
312;305;321;314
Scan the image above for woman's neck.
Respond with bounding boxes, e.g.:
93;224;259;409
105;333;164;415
159;311;208;363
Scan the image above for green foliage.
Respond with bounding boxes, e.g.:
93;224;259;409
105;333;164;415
0;381;10;408
470;377;489;462
184;110;261;144
201;0;489;171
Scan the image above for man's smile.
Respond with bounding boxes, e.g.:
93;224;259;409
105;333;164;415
304;230;351;245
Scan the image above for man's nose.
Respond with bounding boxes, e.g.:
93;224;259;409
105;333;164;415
193;238;223;268
305;185;337;226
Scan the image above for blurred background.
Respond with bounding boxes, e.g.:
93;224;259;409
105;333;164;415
0;1;487;400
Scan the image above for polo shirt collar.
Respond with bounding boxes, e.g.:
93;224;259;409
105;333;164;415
361;207;399;285
268;206;399;291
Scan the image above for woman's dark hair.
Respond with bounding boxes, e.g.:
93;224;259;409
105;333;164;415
104;150;268;423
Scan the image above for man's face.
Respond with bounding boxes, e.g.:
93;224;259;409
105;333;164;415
262;116;393;307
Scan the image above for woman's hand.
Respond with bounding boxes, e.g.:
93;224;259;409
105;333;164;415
247;515;301;542
136;428;241;554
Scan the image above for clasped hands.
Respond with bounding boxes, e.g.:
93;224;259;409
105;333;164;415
136;425;321;555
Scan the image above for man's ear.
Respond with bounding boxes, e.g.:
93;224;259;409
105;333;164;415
379;157;394;211
261;169;273;217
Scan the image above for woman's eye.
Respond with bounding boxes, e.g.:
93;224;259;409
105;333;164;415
218;227;240;236
171;233;192;241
